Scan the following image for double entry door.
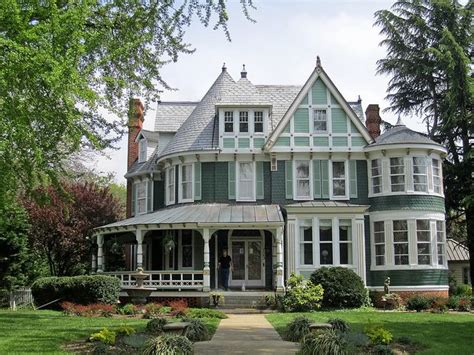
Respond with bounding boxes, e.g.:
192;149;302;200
229;236;265;288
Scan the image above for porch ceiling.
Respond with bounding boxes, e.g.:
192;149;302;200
95;203;284;234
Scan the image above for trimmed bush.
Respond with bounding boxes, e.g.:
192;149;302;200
328;318;350;333
146;317;168;335
284;316;311;342
116;325;136;336
300;330;349;355
89;328;116;345
185;308;227;319
184;319;209;342
310;267;365;309
32;275;120;307
406;295;431;312
282;273;324;312
364;325;393;345
142;334;193;355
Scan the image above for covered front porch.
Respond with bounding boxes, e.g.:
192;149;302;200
92;204;286;293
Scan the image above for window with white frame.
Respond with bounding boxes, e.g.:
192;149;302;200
416;219;431;265
313;109;327;132
332;161;346;197
373;221;385;266
180;230;193;268
239;111;249;132
136;181;147;214
295;160;311;199
299;220;313;265
339;219;352;264
224;111;234;132
432;158;442;194
180;164;193;202
254;111;263;133
390;157;405;192
436;220;446;265
238;162;254;201
138;137;147;163
371;159;382;194
319;219;333;265
166;166;175;205
393;220;409;265
413;157;428;192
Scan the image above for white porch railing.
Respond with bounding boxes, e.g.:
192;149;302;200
104;271;204;290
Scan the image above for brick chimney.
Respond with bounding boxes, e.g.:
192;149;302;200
365;104;382;139
126;98;144;218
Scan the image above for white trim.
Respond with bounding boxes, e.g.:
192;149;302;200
178;163;194;203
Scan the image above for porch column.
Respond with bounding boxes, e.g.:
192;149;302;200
276;227;285;292
91;253;97;273
355;218;366;285
136;229;144;269
202;228;211;292
97;234;104;273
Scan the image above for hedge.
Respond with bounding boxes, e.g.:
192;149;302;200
31;275;120;307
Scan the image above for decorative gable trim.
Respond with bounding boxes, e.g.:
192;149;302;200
264;64;373;150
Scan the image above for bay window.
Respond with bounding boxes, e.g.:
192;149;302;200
436;221;446;265
432;158;442;194
295;160;311;199
413;157;428;192
237;162;255;201
393;220;409;265
179;164;193;202
239;111;249;132
166;166;175;205
224;111;234;132
339;220;352;265
332;161;347;198
390;157;405;192
299;220;313;265
371;159;382;194
313;109;327;132
319;220;333;265
373;221;385;266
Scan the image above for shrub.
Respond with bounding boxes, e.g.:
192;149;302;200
146;317;168;335
142;334;193;355
185;308;227;319
89;328;116;345
364;325;393;345
406;295;431;312
184;319;209;342
371;344;394;354
117;303;139;315
343;332;369;349
282;273;324;312
300;330;349;355
122;333;148;349
60;302;115;317
447;295;460;309
328;318;350;333
453;284;472;297
310;267;366;309
143;303;163;319
116;325;136;336
457;297;471;312
169;299;189;317
32;275;120;307
430;297;448;313
284;316;311;342
92;342;109;354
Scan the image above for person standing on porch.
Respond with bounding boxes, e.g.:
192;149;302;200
218;249;232;291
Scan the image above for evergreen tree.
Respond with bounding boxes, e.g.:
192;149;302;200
375;0;473;290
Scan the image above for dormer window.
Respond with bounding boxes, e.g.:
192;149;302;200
224;111;234;132
313;109;327;132
138;137;147;162
254;111;263;133
239;111;249;132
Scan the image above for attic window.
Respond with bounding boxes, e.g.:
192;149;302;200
239;111;249;132
254;111;263;133
224;111;234;132
313;109;327;132
138;137;147;162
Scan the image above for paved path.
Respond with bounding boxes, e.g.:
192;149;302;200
194;314;299;354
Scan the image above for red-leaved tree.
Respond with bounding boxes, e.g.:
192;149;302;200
23;182;123;276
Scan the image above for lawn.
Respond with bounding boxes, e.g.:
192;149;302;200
266;310;474;355
0;309;220;354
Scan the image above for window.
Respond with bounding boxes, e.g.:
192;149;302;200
299;221;313;265
238;162;254;200
254;111;263;133
436;221;445;265
224;111;234;132
138;137;147;163
339;220;352;264
332;161;346;197
295;160;311;199
374;221;385;266
239;111;249;132
371;159;382;194
390;157;405;192
181;230;193;268
136;181;147;214
180;164;193;202
319;220;333;265
166;166;175;205
393;220;409;265
313;109;327;132
432;158;442;194
413;157;428;192
416;220;431;265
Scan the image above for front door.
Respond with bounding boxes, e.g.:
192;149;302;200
230;237;265;288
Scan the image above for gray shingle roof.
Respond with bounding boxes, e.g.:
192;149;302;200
139;129;160;142
347;101;364;122
155;101;197;132
369;125;440;147
447;239;470;261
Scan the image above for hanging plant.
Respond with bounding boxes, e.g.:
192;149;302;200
162;231;176;252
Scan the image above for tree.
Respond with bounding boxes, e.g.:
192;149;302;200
23;181;124;276
375;0;473;290
0;0;255;207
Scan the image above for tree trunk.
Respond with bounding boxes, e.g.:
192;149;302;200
467;206;474;294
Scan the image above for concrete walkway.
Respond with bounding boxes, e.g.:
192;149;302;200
194;314;299;354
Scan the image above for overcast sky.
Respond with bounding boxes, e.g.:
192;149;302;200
88;0;428;184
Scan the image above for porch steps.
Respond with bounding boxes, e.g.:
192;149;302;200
218;308;275;314
218;294;268;309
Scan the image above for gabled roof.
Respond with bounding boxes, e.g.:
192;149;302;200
136;129;160;143
264;64;373;150
369;124;442;147
155;101;197;132
447;239;470;262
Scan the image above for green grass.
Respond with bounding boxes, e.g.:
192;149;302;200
0;309;220;354
266;310;474;355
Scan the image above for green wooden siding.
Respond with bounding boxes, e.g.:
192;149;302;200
275;137;290;146
283;123;290;133
351;121;359;133
256;161;264;199
228;161;236;199
300;94;308;105
330;93;338;105
223;138;235;148
332;137;348;146
153;180;165;210
369;195;445;212
321;160;329;198
238;138;250;148
312;78;327;104
285;160;293;199
351;136;366;147
349;160;357;198
201;162;228;203
253;137;265;148
293;108;309;133
350;160;369;205
331;108;347;133
368;269;448;287
294;137;310;146
313;137;329;146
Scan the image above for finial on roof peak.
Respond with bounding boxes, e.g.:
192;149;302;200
316;55;321;67
241;64;247;79
222;62;227;72
395;115;405;126
358;95;362;103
